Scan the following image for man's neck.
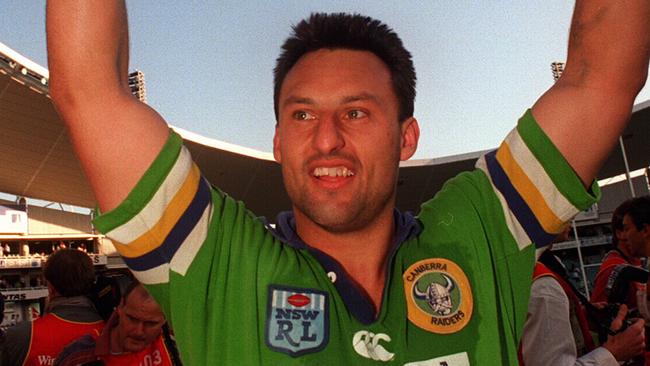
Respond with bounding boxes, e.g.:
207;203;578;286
295;209;395;311
617;245;637;262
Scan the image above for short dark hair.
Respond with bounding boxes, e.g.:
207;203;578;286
625;196;650;231
121;277;142;302
43;249;95;297
273;13;416;123
119;280;158;314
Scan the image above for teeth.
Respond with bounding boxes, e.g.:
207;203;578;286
313;166;354;177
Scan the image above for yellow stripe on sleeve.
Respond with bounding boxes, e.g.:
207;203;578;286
495;142;566;235
113;163;202;258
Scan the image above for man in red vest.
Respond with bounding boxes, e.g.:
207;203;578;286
0;249;105;366
55;282;179;366
592;197;650;313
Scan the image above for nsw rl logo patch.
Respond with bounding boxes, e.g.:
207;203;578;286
403;258;473;334
265;285;329;357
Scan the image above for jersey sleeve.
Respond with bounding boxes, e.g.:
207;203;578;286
415;110;600;355
92;129;287;365
474;109;600;251
93;131;213;289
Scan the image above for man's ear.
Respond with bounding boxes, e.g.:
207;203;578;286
273;126;282;163
399;117;420;161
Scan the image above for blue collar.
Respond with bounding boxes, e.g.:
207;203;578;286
269;209;421;324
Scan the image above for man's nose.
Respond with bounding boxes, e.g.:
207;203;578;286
312;114;345;154
132;321;145;335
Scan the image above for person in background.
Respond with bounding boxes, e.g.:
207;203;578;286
592;197;650;313
520;229;645;365
591;196;650;365
0;249;105;366
55;281;180;366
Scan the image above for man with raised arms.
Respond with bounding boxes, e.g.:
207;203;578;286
45;1;649;365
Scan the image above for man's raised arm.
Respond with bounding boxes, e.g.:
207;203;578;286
532;0;650;186
47;0;169;212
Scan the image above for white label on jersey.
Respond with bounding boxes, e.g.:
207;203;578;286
403;351;470;366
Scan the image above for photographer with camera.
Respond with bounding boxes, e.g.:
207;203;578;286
520;230;646;366
592;197;650;316
592;197;650;364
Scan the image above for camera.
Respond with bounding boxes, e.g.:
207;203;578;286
592;303;637;337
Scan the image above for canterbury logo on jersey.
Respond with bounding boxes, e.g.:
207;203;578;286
352;331;395;362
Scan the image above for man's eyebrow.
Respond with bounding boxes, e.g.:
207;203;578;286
282;96;316;106
341;93;381;104
282;93;380;106
281;93;381;108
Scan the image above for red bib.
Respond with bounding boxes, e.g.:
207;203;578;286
25;313;104;366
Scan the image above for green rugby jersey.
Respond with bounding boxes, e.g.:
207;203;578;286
94;110;599;365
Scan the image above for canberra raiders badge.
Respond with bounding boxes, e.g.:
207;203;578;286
266;285;329;356
403;258;473;334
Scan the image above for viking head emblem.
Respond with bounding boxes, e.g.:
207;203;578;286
413;274;455;316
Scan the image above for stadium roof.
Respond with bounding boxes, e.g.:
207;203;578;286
1;41;649;220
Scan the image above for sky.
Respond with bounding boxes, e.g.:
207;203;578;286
1;1;650;160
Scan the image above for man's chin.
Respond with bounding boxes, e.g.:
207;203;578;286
124;339;147;353
313;210;371;233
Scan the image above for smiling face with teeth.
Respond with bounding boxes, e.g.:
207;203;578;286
274;49;419;236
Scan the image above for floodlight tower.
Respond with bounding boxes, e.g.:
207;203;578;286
551;62;564;81
128;70;147;103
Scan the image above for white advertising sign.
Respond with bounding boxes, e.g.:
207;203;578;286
0;204;28;234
